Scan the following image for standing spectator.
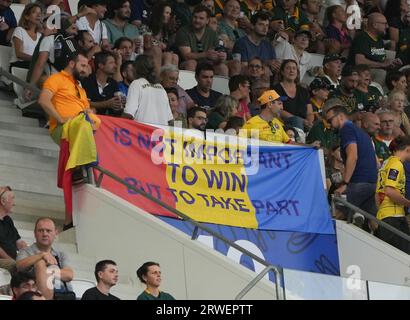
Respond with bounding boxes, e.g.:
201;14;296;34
118;60;135;97
123;55;173;126
187;106;208;131
354;64;383;112
326;144;346;220
375;108;395;146
166;87;187;128
10;271;37;300
329;64;359;114
243;89;290;143
301;0;326;54
273;59;314;131
186;61;222;110
375;136;410;254
322;53;345;91
324;102;378;229
82;260;120;300
0;0;17;46
81;51;122;116
206;95;239;130
229;75;251;121
10;3;42;69
175;5;228;76
325;5;352;56
136;261;175;300
16;218;74;300
114;37;136;62
0;186;27;273
309;77;330;120
76;30;101;60
104;0;140;45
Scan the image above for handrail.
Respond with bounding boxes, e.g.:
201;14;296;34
332;196;410;243
0;67;40;94
92;165;284;300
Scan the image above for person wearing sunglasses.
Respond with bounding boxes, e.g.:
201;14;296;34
0;186;27;274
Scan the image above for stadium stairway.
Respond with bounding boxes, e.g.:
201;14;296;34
0;91;136;299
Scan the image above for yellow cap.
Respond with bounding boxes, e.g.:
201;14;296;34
257;90;282;105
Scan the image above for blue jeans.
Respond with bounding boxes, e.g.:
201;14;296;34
345;182;377;222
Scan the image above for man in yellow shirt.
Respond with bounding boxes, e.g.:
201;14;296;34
376;136;410;254
242;89;290;143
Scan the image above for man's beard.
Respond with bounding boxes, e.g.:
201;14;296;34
73;69;85;81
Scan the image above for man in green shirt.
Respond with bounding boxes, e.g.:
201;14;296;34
354;64;382;112
136;262;175;300
329;65;359;114
271;0;310;34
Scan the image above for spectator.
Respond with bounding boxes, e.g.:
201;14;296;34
10;3;42;69
386;71;408;97
271;0;309;34
388;91;410;136
104;0;140;45
325;5;352;56
118;60;135;96
187;106;208;131
322;53;345;91
229;75;251;121
0;0;17;46
354;64;383;112
368;110;391;163
10;271;37;300
16;218;74;300
0;186;27;273
160;64;195;115
309;77;331;120
301;0;326;54
232;10;278;75
166;87;188;128
273;59;314;131
306;116;340;151
175;5;228;76
242;89;290;143
114;37;136;62
129;0;153;27
249;78;270;116
324;102;378;230
384;0;410;51
81;260;120;300
375;108;395;146
206;94;239;130
76;30;101;60
136;262;175;300
246;57;269;83
361;111;381;142
375;136;410;254
81;51;122;116
225;115;245;135
16;290;46;300
329;64;359;114
123;55;173;125
75;0;110;50
186;61;222;110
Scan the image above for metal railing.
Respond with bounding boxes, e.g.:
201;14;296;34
92;165;285;300
0;67;40;94
332;195;410;244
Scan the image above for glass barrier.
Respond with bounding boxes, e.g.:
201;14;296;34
367;281;410;300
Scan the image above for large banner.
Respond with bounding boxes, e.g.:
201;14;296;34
95;116;334;234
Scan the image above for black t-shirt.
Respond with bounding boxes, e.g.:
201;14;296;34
81;287;120;300
0;216;20;259
273;84;310;119
186;87;222;110
81;74;120;116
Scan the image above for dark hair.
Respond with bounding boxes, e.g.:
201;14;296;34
389;136;410;152
120;60;134;75
10;271;35;289
326;5;341;24
165;86;179;98
114;36;133;49
195;61;214;77
136;261;160;284
225;116;244;130
107;0;130;19
16;291;43;300
325;105;348;116
192;4;212;18
384;0;402;22
149;1;172;36
386;71;405;91
228;75;249;92
133;55;157;84
250;10;271;25
94;51;115;69
187;106;207;120
354;64;370;74
76;30;91;43
278;59;300;84
94;260;117;282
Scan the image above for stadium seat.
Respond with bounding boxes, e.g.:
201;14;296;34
385;49;396;60
212;75;230;94
68;0;79;16
10;4;25;23
301;53;324;85
10;67;35;109
70;279;95;299
0;45;12;85
0;268;11;287
178;70;197;90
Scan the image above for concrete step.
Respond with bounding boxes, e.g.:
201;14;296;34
0;150;57;172
0;139;58;158
0;121;48;135
0;128;53;143
13;190;64;213
12;213;64;227
0;115;39;127
0;106;21;116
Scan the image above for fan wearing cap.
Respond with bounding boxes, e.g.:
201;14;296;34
242;89;290;144
309;77;330;120
322;53;345;91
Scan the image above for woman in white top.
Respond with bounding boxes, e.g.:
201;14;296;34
123;55;173;126
10;3;42;69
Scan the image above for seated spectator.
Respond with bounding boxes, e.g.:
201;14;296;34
0;186;27;274
386;71;408;100
186;61;222;110
273;59;314;131
16;218;74;300
81;51;122;116
136;262;175;300
384;0;410;51
309;77;330;120
10;271;37;300
329;64;359;114
301;0;326;54
229;75;251;121
249;78;270;116
206;94;239;130
375;108;395;147
123;55;173;126
322;53;345;91
232;10;278;75
10;3;42;69
0;0;17;46
166;87;188;128
388;91;410;136
243;89;290;143
16;290;45;300
271;0;310;35
325;5;352;56
160;64;195;115
225;115;245;135
118;61;135;96
81;260;120;300
354;64;383;112
375;136;410;254
76;30;101;60
246;57;269;83
114;37;136;62
175;5;228;76
187;106;208;131
306;115;340;150
104;0;140;46
129;0;153;27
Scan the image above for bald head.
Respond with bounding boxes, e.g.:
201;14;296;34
362;112;380;136
368;13;388;35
